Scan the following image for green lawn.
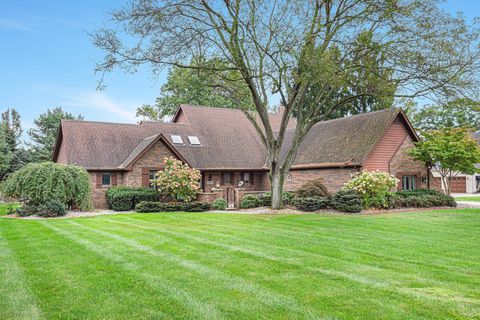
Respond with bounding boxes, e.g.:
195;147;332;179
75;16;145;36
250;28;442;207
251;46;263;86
454;196;480;202
0;202;19;216
0;210;479;319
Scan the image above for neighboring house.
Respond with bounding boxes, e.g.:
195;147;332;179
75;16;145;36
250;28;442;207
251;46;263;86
53;105;428;208
430;130;480;194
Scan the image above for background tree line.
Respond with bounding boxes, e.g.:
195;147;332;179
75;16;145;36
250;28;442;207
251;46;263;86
0;107;83;181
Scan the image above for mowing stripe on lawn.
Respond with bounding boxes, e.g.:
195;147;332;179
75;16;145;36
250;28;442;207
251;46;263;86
132;214;475;274
66;220;320;319
105;217;480;311
0;226;42;320
41;221;223;320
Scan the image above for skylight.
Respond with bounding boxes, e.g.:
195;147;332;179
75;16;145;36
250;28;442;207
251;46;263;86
188;136;201;145
171;135;183;144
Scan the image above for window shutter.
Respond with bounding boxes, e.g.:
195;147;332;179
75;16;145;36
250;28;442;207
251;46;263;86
112;173;117;186
230;172;234;185
141;168;150;187
250;172;254;185
96;173;102;188
220;172;225;185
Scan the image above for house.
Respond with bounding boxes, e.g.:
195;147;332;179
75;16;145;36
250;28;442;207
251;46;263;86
53;105;428;208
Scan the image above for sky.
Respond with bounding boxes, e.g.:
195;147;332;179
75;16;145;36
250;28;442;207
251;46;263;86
0;0;479;136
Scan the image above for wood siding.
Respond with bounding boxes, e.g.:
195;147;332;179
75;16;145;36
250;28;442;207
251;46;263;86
363;117;409;172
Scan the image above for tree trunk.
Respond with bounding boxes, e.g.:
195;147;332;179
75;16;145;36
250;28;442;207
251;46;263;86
270;169;285;210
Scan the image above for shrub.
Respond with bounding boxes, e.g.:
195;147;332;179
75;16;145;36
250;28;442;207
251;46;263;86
16;204;38;217
294;196;330;212
343;170;398;208
37;200;67;218
257;192;295;206
297;179;330;198
0;162;92;211
387;193;456;209
212;198;227;210
394;189;443;198
332;190;363;213
107;186;159;211
135;201;210;213
240;195;260;209
153;157;201;202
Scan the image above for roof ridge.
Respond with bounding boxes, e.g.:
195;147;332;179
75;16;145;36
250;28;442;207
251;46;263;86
61;119;138;126
317;108;400;125
180;104;243;112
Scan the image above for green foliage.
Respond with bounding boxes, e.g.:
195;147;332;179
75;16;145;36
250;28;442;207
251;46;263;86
28;107;83;162
1;162;92;210
153;157;201;202
0;108;32;181
296;179;330;198
37;200;67;218
332;190;363;213
135;201;210;213
409;127;480;194
240;195;260;209
257;192;295;207
387;193;456;209
294;196;330;212
343;170;398;208
107;186;159;211
136;57;251;120
394;189;443;198
409;98;480;131
15;204;38;217
211;198;227;210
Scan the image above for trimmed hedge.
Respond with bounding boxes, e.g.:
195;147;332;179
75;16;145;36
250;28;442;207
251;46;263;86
257;192;295;207
240;195;259;209
37;200;67;218
388;193;456;209
296;179;330;198
107;186;159;211
331;190;363;213
16;204;38;217
394;189;443;198
294;196;330;212
135;201;210;213
212;198;227;210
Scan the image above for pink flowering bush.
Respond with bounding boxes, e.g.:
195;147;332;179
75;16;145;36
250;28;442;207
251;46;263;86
153;157;201;202
343;170;398;208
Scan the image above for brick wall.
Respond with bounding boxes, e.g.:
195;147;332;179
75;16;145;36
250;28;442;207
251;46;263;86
283;167;359;193
123;140;178;187
89;172;108;209
389;135;428;190
202;171;266;192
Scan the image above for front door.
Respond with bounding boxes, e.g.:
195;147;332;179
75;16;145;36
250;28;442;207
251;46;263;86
225;187;235;209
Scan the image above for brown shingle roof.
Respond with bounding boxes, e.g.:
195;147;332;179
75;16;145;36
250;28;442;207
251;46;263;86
53;105;414;171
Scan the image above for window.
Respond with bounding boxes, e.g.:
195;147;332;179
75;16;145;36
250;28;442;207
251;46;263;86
243;172;250;182
188;136;201;145
223;172;231;185
402;175;416;190
171;135;183;144
149;170;159;189
102;173;111;186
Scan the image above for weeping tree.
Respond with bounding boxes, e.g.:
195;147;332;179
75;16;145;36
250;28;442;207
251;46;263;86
93;0;480;209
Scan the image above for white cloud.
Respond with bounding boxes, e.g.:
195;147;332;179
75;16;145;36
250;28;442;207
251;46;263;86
0;19;40;33
61;91;137;121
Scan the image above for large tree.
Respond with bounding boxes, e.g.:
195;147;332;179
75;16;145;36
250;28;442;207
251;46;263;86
137;57;251;120
0;108;30;180
409;128;480;195
27;107;83;162
409;98;480;132
93;0;480;208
